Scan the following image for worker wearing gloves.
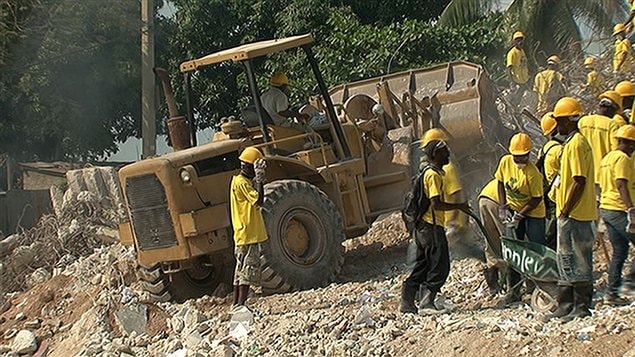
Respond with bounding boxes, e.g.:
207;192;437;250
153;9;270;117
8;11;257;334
578;91;621;187
544;97;597;322
478;179;505;296
537;112;563;250
584;57;604;99
495;133;546;303
599;125;635;305
533;55;565;114
506;31;529;105
613;24;634;75
400;139;469;314
615;80;635;124
230;147;268;307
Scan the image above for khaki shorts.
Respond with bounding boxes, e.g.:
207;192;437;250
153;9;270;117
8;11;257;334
233;244;262;286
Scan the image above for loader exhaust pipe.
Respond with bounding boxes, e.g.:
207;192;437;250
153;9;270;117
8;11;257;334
154;67;192;151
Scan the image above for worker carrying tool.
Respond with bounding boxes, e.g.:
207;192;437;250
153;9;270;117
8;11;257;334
400;139;469;314
543;97;597;323
599;124;635;306
506;31;530;106
495;133;546;303
583;57;605;99
260;72;309;127
577;91;621;187
230;147;268;308
615;80;635;124
613;23;634;75
537;112;563;250
533;55;565;114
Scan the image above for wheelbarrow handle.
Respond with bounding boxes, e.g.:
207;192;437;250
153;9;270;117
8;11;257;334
464;209;503;259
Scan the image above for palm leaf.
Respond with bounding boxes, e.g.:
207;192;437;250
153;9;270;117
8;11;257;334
438;0;494;26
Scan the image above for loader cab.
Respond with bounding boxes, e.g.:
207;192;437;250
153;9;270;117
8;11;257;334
178;34;352;166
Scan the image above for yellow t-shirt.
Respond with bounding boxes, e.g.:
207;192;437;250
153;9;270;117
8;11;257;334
506;47;529;84
614;114;628;127
599;150;635;211
541;140;563;186
494;155;546;218
586;70;604;98
614;38;634;73
442;162;467;228
555;132;598;221
230;174;268;246
533;69;564;112
479;179;498;201
578;114;620;184
422;168;445;227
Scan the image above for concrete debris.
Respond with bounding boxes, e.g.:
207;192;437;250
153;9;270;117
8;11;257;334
11;330;37;354
114;303;148;336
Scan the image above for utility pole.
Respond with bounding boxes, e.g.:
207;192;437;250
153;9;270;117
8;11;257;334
141;0;156;159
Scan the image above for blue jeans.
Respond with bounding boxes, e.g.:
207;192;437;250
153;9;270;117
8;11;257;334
515;216;546;245
600;209;635;294
556;217;594;284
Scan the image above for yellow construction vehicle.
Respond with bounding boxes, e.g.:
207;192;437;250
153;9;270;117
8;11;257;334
117;34;508;301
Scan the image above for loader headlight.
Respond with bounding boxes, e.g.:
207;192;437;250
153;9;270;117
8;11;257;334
180;169;192;184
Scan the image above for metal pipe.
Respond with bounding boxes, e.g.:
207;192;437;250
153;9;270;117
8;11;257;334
303;45;351;159
183;72;197;146
244;60;271;143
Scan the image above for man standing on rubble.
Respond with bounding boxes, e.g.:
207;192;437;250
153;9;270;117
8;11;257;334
584;57;605;99
599;125;635;305
533;56;565;114
537;112;563;250
615;81;635;125
613;24;634;75
506;31;529;105
544;97;597;322
495;133;546;303
230;147;268;307
400;139;469;314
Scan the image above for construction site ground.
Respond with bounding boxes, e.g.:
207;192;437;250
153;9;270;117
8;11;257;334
2;212;635;356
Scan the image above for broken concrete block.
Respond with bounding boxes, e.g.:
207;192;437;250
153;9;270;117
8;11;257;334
11;330;37;354
95;227;119;244
114;303;148;336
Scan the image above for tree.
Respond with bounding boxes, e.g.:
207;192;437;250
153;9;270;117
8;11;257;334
439;0;629;61
330;0;450;25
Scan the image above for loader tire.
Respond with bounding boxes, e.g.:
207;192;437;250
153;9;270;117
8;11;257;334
260;180;345;293
136;253;232;303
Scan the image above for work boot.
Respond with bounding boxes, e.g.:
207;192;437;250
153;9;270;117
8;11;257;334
418;288;443;315
483;267;501;296
501;270;522;305
400;283;418;314
560;284;593;323
541;285;574;322
604;292;629;306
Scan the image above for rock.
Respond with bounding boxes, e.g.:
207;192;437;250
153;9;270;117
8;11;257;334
26;268;51;288
24;319;41;329
3;329;17;340
183;308;206;333
170;317;185;334
114;303;148;336
95;227;119;244
15;312;25;321
183;330;203;349
11;330;37;354
11;245;35;267
0;234;21;258
91;274;103;285
0;344;11;353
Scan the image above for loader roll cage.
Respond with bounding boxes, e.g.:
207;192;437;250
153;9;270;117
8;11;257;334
178;33;351;159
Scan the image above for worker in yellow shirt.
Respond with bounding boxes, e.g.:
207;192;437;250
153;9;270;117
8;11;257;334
400;139;469;314
615;80;635;124
543;97;597;323
533;55;565;114
623;0;635;30
420;129;468;252
506;31;530;105
614;23;635;75
577;90;621;186
230;147;268;307
599;125;635;305
537;112;564;250
495;133;546;303
584;57;605;98
478;179;504;296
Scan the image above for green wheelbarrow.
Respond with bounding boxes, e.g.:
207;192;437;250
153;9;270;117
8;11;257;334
465;209;560;313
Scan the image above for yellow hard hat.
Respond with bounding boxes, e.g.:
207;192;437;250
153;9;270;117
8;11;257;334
599;90;623;111
614;23;626;35
239;147;263;164
508;133;533;156
513;31;525;40
615;81;635;97
553;97;584;118
421;128;449;146
547;55;561;65
540;112;557;136
270;72;289;86
615;123;635;141
583;57;595;67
